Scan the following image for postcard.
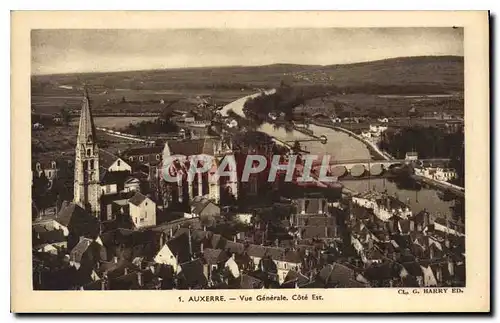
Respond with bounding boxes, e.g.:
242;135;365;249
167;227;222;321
11;10;490;313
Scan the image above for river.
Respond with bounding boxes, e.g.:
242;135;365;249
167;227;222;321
221;90;458;219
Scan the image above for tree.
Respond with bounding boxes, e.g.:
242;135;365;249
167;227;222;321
32;172;50;216
60;106;71;126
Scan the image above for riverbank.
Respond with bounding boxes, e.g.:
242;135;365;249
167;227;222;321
411;174;465;198
311;120;390;161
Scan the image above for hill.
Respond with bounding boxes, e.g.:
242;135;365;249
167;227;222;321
31;55;463;114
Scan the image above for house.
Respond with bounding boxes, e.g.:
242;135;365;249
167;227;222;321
100;228;158;263
190;196;220;225
100;170;131;196
100;149;132;173
352;191;412;222
68;237;106;286
234;213;253;225
128;192;156;229
405;151;419;161
32;226;67;253
33;122;44;130
49;201;100;251
154;229;198;272
120;146;163;184
246;245;303;284
318;263;369;288
177;258;208;289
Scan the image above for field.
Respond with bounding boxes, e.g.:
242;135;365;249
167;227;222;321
31;56;463;115
69;116;159;130
31;55;464;158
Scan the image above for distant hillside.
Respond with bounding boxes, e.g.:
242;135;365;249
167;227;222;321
309;56;464;90
32;55;463;92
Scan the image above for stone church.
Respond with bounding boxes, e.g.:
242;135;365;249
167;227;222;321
73;91;101;218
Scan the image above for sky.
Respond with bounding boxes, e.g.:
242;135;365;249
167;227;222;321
31;28;463;75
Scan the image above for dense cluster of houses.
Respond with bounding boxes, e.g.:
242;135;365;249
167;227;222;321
31;92;465;290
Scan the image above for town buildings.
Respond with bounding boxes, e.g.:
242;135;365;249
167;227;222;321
31;90;466;291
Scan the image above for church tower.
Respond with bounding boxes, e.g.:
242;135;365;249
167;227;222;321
74;89;101;217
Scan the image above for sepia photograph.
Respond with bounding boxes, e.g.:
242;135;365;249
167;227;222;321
11;11;489;313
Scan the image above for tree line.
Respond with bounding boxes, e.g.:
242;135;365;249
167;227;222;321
378;126;464;186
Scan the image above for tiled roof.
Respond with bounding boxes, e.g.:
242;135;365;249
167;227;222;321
51;202;99;240
375;196;409;211
351;206;373;220
32;229;66;246
128;192;148;206
363;262;395;281
238;274;264;289
202;248;230;265
300;226;338;239
166;138;219;157
100;169;131;185
296;215;336;227
283;270;309;286
70;238;93;263
100;149;125;170
318;263;363;288
246;244;267;258
122;146;163;157
179;259;208;288
398;219;411;234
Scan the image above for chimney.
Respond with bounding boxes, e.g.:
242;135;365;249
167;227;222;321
160;232;166;247
124;267;128;275
201;242;204;253
137;272;143;287
188;229;193;257
113;256;118;264
101;277;107;290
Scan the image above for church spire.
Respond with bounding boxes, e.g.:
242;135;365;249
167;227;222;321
77;87;97;145
73;86;101;218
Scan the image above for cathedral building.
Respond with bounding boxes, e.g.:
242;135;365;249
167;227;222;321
160;135;238;208
73;91;101;218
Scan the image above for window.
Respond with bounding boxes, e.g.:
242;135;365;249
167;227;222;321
129;157;134;162
51;161;56;169
36;163;41;171
139;156;144;162
117;160;121;167
156;154;160;161
90;160;94;170
135;218;138;224
48;171;52;178
86;149;91;157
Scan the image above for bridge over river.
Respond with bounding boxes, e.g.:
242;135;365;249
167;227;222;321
324;158;451;177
